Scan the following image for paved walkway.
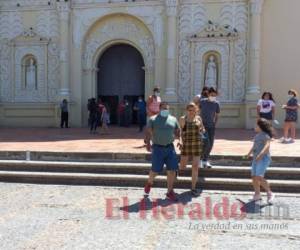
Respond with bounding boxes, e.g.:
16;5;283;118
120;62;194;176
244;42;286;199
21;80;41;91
0;183;299;250
0;127;299;156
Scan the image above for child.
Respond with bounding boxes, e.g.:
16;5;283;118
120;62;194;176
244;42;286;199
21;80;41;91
246;118;275;204
281;89;299;143
178;102;205;196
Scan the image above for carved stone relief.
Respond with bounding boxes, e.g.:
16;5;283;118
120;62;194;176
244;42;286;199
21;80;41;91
83;18;155;72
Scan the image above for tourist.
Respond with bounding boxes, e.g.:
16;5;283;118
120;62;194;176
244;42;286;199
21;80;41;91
88;98;98;134
97;98;105;127
199;87;220;168
257;92;276;122
178;102;205;196
144;102;180;201
60;99;69;128
193;86;209;106
245;118;275;204
281;89;299;143
146;86;161;118
134;96;147;132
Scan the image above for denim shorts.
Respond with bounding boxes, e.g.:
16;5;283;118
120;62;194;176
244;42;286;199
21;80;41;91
251;155;271;177
151;144;178;173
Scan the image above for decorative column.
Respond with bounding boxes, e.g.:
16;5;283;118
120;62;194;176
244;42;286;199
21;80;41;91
246;0;264;101
57;0;71;99
164;0;178;102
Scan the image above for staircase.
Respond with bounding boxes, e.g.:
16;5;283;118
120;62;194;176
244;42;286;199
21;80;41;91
0;151;299;193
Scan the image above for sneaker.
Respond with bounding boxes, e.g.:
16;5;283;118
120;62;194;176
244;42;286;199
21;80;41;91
251;194;262;202
205;161;213;169
166;190;178;202
267;192;275;204
144;182;152;195
191;189;200;197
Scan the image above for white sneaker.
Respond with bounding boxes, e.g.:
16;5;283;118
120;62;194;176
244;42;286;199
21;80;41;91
205;161;213;168
267;192;275;204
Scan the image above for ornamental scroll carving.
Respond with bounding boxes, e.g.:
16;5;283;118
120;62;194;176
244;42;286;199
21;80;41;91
83;19;155;72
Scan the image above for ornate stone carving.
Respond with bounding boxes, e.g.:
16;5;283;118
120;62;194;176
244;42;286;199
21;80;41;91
219;2;248;33
165;0;179;16
178;3;207;102
250;0;264;15
193;43;230;101
0;12;23;40
73;7;162;48
14;46;47;102
47;42;60;101
37;11;60;38
56;1;70;21
233;39;247;101
0;41;12;102
83;18;155;72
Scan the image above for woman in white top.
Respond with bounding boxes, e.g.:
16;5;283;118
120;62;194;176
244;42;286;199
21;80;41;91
257;92;276;121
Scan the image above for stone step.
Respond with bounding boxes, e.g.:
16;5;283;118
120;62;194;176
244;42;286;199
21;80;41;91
0;171;299;193
0;160;300;180
0;151;300;167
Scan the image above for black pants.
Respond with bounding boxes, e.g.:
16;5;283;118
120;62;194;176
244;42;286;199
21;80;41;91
61;112;69;128
90;115;98;131
202;127;215;161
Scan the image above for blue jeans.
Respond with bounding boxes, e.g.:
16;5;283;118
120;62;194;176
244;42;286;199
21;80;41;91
151;144;178;173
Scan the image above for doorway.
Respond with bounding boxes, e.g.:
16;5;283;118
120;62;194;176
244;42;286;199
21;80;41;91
97;44;145;124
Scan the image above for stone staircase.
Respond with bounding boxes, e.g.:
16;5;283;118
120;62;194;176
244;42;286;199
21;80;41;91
0;151;299;193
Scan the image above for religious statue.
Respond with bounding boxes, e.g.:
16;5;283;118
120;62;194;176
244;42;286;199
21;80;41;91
25;58;37;89
205;55;217;89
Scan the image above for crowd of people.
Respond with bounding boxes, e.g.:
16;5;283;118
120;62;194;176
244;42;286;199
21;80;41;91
143;87;299;203
58;86;299;203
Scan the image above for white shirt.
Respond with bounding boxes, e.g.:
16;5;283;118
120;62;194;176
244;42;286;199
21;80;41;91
257;99;275;113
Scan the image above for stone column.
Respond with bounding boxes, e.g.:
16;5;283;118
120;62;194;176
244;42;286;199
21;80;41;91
57;1;70;100
164;0;178;102
246;0;264;101
245;0;264;128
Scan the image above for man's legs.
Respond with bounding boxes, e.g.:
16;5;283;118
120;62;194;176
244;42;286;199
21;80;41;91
166;171;176;193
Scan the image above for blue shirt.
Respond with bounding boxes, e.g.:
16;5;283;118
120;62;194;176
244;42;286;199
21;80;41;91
134;100;146;114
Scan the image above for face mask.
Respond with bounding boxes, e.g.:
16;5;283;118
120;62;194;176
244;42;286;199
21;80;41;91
154;92;160;97
160;110;169;117
288;94;294;99
138;99;142;102
209;96;216;102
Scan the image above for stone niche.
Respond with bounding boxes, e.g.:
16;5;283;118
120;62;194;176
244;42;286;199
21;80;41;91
190;21;238;102
10;29;49;102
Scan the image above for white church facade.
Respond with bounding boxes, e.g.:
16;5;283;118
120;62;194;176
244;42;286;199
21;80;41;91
0;0;299;128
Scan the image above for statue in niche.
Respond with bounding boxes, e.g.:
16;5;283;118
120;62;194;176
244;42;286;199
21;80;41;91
205;55;217;89
25;58;37;90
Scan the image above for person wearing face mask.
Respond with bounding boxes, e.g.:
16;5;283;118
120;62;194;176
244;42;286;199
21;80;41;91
281;89;299;143
144;102;180;201
199;87;220;168
134;96;147;132
146;86;162;118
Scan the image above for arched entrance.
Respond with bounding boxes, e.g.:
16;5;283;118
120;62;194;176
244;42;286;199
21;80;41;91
97;44;145;124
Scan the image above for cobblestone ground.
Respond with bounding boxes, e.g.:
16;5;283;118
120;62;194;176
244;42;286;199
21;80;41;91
0;183;299;250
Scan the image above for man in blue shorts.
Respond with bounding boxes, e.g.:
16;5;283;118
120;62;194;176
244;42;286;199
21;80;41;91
144;102;180;201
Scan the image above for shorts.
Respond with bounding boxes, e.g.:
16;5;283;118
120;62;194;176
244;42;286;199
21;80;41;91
251;155;271;177
259;112;273;121
151;144;178;173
